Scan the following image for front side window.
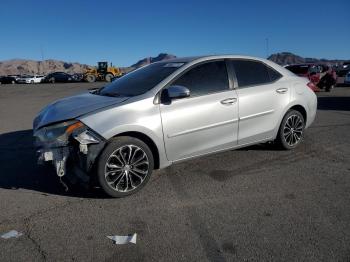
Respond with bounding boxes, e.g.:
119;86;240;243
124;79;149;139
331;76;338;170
172;61;229;97
232;60;281;87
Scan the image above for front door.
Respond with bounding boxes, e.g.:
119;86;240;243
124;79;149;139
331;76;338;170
159;60;239;161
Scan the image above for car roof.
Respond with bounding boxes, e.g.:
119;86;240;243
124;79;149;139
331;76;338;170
160;55;272;64
164;55;295;77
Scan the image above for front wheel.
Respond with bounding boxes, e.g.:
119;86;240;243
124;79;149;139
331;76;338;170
97;136;154;198
276;110;305;150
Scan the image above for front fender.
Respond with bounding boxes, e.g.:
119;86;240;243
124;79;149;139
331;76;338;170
78;97;171;169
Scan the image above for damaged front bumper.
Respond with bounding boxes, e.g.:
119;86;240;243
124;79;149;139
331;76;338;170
34;121;105;187
37;146;70;177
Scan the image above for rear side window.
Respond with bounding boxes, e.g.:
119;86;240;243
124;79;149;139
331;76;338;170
267;66;282;82
232;60;281;87
173;61;229;97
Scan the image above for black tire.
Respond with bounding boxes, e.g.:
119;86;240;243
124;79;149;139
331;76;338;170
50;77;55;83
276;110;305;150
97;136;154;198
105;73;113;82
86;74;96;83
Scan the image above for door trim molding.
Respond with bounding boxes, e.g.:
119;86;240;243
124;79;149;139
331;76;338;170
167;118;239;138
239;110;274;121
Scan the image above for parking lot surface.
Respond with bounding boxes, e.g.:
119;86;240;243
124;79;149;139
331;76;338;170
0;83;349;261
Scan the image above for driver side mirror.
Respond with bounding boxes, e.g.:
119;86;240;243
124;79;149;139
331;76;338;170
166;85;190;99
160;85;190;104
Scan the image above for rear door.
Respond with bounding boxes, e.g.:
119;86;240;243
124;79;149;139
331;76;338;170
230;59;290;145
160;60;239;161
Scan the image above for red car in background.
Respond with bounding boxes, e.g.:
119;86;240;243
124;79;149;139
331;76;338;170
285;64;337;92
285;64;335;92
285;64;321;82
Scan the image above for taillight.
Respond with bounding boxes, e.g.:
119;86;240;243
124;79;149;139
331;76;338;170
307;82;319;92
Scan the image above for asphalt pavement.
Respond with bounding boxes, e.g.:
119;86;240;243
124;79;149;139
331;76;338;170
0;83;349;261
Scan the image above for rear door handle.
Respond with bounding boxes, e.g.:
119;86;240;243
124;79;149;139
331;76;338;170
276;88;288;94
220;98;237;105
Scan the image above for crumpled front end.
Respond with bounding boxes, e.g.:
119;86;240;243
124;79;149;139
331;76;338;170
33;120;106;188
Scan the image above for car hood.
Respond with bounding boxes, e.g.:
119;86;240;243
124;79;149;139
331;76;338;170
33;92;129;130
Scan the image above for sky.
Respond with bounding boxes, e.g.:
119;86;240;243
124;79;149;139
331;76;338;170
0;0;349;66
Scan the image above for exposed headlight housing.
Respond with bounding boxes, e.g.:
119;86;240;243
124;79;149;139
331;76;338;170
73;130;100;154
73;130;100;145
34;120;84;145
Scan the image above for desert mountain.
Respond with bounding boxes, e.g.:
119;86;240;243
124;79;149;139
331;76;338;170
2;52;348;76
131;53;176;68
268;52;348;66
0;59;90;76
0;53;177;76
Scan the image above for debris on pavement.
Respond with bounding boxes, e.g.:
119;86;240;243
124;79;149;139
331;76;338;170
1;230;23;239
107;233;137;244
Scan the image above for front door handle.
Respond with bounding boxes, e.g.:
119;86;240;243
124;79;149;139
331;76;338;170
276;88;288;94
220;98;237;105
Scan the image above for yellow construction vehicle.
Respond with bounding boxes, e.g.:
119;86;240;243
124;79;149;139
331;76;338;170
84;62;123;82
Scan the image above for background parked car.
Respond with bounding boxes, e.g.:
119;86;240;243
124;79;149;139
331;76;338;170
0;76;16;84
317;68;337;92
7;75;22;82
71;73;84;82
335;61;350;77
43;72;73;83
344;71;350;85
285;64;322;84
17;75;45;84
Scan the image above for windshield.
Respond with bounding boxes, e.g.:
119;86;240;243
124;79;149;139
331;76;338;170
98;62;184;97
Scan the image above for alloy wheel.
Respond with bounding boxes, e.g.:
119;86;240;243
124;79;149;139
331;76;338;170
283;114;304;146
104;145;150;192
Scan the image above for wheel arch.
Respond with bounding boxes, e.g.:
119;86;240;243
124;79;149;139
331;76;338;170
273;103;308;139
112;131;160;169
289;104;307;123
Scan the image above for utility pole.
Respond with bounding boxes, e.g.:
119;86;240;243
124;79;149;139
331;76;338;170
40;45;45;74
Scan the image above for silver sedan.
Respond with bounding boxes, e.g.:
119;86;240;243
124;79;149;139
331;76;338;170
33;55;317;197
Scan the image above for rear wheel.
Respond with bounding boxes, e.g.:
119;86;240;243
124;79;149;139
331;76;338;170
97;136;154;198
105;73;113;82
86;74;96;83
276;110;305;150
